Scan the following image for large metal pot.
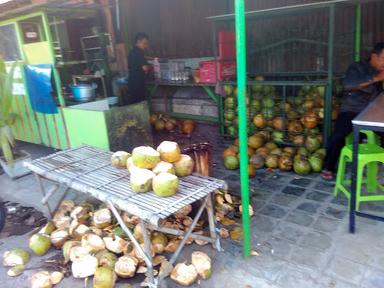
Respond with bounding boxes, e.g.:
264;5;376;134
70;83;97;102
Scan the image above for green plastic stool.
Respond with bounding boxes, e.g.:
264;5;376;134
334;144;384;211
345;130;380;145
345;130;380;194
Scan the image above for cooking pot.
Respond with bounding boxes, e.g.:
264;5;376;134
70;83;97;102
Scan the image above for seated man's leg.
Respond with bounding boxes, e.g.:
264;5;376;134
324;112;358;172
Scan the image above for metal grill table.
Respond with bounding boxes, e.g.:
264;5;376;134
25;145;227;287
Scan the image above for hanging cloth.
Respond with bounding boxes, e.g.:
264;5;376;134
24;64;58;114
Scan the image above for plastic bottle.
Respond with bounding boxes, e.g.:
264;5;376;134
154;57;160;80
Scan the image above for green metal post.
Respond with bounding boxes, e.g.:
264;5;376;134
324;5;335;146
354;4;362;62
234;0;251;257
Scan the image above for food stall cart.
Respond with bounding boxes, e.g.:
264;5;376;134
0;6;153;152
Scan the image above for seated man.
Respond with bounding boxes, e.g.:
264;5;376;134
321;42;384;180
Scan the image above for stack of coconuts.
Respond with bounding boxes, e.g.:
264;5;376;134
222;135;326;176
111;141;195;197
3;199;213;287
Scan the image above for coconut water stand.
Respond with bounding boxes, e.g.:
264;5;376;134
0;6;153;153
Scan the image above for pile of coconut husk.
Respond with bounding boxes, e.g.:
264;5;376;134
2;199;215;287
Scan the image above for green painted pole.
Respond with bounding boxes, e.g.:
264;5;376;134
354;4;362;62
234;0;251;257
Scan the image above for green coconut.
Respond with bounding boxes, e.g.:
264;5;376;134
152;161;176;175
171;263;198;286
38;222;56;236
81;233;105;253
152;172;179;197
31;271;52;288
130;168;156;193
191;251;212;280
50;229;70;248
103;235;128;254
7;264;25;277
114;255;139;278
94;266;117;288
62;241;80;264
151;232;169;254
156;141;181;163
50;271;64;285
71;255;98;278
111;151;131;168
93;208;112;229
3;249;30;267
29;234;51;256
131;146;160;169
95;250;118;269
173;154;194;177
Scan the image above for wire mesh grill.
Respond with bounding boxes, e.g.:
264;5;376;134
25;145;226;225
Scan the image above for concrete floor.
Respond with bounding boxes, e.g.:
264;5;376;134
1;127;384;288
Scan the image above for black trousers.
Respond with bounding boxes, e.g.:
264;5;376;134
324;111;359;172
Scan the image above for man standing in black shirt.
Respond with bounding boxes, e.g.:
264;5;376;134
124;32;150;105
321;42;384;180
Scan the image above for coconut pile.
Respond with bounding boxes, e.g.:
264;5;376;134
111;141;194;197
223;136;326;176
2;199;217;287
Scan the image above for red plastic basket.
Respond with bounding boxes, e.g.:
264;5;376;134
199;60;236;83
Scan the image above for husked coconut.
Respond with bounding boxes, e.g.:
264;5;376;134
165;239;180;253
114;255;139;278
70;206;90;223
103;235;128;254
151;232;168;254
52;215;71;230
170;263;198;286
122;212;140;226
50;229;69;248
38;222;56;235
95;250;118;269
111;151;131;168
3;249;30;267
81;233;105;253
69;246;89;262
29;234;51;256
191;251;212;279
72;224;91;239
159;259;173;277
131;146;160;169
7;264;25;277
173;155;194;177
50;271;64;285
152;161;176;175
31;271;52;288
58;199;75;212
156;141;181;163
93;266;117;288
173;204;192;219
152;172;179;197
93;208;112;229
131;244;155;264
62;241;80;264
130;168;156;193
71;255;98;278
133;224;147;243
